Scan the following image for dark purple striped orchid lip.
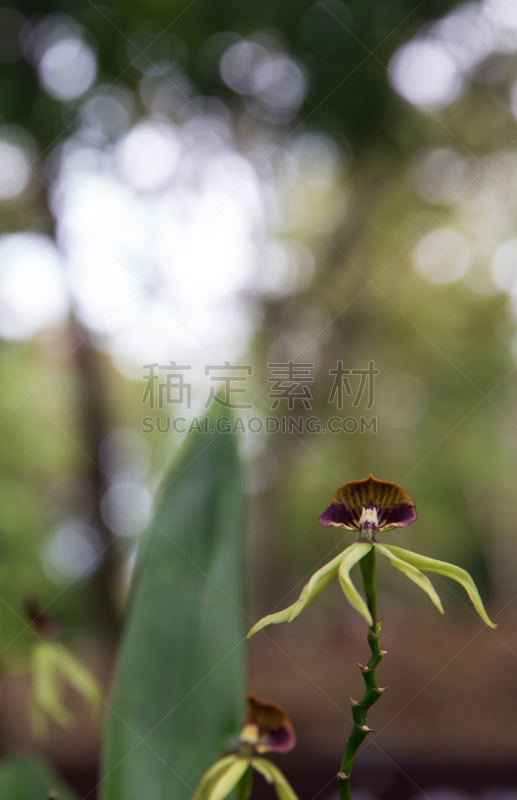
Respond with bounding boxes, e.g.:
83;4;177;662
318;475;417;535
239;693;296;754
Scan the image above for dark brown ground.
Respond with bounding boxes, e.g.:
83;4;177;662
1;604;516;799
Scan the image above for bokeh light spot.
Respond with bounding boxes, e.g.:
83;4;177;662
114;120;181;192
491;239;517;291
0;233;68;339
38;36;97;101
0;136;30;199
42;520;103;584
389;40;463;111
412;228;471;285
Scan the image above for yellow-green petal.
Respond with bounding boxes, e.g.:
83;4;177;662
338;542;373;626
374;543;443;614
250;758;275;784
247;547;350;639
207;759;249;800
30;642;102;738
51;643;102;717
189;756;239;800
252;758;300;800
380;544;496;628
31;643;72;736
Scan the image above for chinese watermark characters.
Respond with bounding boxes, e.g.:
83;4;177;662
141;359;379;433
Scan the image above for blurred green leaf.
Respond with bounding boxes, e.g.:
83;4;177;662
0;755;77;800
100;406;246;800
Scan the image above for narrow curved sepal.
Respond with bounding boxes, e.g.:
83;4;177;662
207;759;249;800
338;542;374;626
319;475;417;532
380;544;496;628
189;756;239;800
31;644;73;736
252;758;300;800
51;643;102;715
30;642;102;737
374;544;443;614
247;548;349;639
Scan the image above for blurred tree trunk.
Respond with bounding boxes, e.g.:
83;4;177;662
67;308;121;637
45;208;121;636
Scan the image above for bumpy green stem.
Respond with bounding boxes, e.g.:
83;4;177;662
338;547;385;800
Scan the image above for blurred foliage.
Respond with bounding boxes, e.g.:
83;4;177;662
0;0;516;774
0;754;77;799
8;0;455;153
30;639;101;736
100;406;245;800
0;0;463;636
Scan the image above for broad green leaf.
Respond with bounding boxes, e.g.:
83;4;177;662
0;755;77;800
190;756;239;800
338;542;373;626
208;759;249;800
247;548;347;638
374;544;443;614
100;406;246;800
381;544;496;628
252;758;300;800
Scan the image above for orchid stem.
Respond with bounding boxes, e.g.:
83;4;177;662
338;547;385;800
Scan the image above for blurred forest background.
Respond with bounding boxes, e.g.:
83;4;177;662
1;0;517;798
